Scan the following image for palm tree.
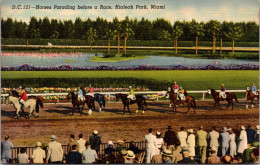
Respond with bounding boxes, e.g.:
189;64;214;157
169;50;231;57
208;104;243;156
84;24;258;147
172;25;183;55
158;30;171;41
207;20;221;55
83;28;97;51
121;23;134;56
224;25;243;55
190;19;205;55
113;17;121;54
104;29;117;55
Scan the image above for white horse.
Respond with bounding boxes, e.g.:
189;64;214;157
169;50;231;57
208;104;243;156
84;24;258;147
7;96;40;119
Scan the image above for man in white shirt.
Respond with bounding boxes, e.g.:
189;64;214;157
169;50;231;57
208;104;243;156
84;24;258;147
177;127;188;147
77;133;86;154
46;135;63;164
145;128;156;163
208;126;219;154
82;141;98;163
31;141;46;163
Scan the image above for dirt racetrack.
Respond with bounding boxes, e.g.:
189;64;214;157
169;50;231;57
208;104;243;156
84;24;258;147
1;100;259;147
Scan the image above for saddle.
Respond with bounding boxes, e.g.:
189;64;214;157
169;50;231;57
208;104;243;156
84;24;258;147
178;94;185;100
219;92;226;99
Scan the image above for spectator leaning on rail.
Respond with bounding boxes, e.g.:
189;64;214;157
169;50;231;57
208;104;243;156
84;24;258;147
66;144;82;164
31;141;46;164
46;135;63;164
18;148;29;163
89;130;102;154
67;134;79;152
151;145;165;164
77;133;86;154
82;141;98;163
104;141;115;157
1;135;13;163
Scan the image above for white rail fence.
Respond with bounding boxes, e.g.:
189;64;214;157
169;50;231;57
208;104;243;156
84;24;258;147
1;90;246;103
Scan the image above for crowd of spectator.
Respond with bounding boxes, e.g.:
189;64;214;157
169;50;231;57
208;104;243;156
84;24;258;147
1;63;259;71
1;124;259;164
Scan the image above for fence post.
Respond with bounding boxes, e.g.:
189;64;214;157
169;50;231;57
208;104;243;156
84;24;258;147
202;93;205;100
157;93;159;101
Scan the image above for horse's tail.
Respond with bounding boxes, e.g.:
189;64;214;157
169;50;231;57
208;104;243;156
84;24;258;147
143;97;147;107
101;95;106;107
233;93;238;103
192;98;196;109
35;98;43;113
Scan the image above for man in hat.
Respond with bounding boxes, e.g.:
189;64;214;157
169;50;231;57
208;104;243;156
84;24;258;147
177;146;196;164
177;127;188;147
151;145;165;164
219;127;230;156
125;150;135;163
46;135;63;164
67;134;79;152
1;135;13;163
196;125;208;163
128;141;140;154
246;125;256;148
208;126;219;154
187;129;195;160
127;86;136;100
206;146;221;164
116;140;127;155
155;131;164;155
162;149;173;163
66;144;82;164
89;130;102;154
31;141;46;163
164;126;177;148
116;149;127;163
171;139;183;163
105;141;115;156
77;133;86;154
82;141;98;163
238;126;248;159
145;128;157;163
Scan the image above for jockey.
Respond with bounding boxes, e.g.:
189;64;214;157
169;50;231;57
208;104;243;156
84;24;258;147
86;84;94;97
251;83;257;95
173;81;179;93
178;86;185;100
77;86;85;101
127;86;136;100
19;86;27;107
220;84;226;98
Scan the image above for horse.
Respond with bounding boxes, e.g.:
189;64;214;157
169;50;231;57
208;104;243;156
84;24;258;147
167;87;189;107
67;92;95;116
246;87;259;109
94;93;106;112
167;90;196;114
115;93;147;115
6;95;42;119
207;89;238;110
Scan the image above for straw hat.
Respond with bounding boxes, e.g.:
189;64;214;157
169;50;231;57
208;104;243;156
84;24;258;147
210;146;217;151
126;150;135;159
241;126;245;130
36;141;42;147
188;129;193;133
121;149;127;155
181;146;190;153
162;149;172;157
93;130;98;135
50;135;56;140
108;141;113;146
118;140;124;144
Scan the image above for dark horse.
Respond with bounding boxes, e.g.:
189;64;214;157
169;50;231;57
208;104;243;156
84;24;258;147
207;89;238;110
167;89;196;114
67;92;95;116
246;87;259;109
94;93;106;112
115;93;147;114
9;90;43;118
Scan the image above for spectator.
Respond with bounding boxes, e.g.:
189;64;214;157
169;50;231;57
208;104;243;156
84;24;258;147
116;140;127;155
116;149;127;164
196;125;208;163
128;141;140;154
206;146;221;164
229;128;237;158
1;135;13;163
237;126;248;159
18;148;29;163
125;150;135;163
31;141;46;163
46;135;63;164
82;141;98;163
254;125;259;142
164;126;177;148
246;125;256;148
187;129;195;160
89;130;102;154
177;146;196;164
145;128;156;163
151;146;165;164
171;139;183;163
208;126;219;154
66;144;82;164
251;142;259;163
77;133;86;154
242;141;259;163
223;155;232;164
177;127;187;147
220;127;231;157
162;149;173;163
104;141;115;156
67;134;79;152
155;131;164;155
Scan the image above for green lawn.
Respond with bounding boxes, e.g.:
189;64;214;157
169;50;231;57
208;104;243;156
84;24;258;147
2;70;258;90
89;54;149;62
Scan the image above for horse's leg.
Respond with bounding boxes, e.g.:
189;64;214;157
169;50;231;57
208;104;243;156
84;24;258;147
123;104;126;115
186;103;191;114
246;99;249;109
226;101;231;110
192;100;196;114
99;103;102;112
213;102;216;110
127;104;132;114
217;101;222;110
72;105;75;116
16;107;21;119
251;99;254;108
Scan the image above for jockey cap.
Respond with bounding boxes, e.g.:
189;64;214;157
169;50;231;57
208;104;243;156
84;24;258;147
19;86;22;89
129;86;132;89
221;84;224;86
174;81;177;84
252;83;255;86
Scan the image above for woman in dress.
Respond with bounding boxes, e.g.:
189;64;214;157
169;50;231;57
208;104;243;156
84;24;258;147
229;128;237;158
187;129;195;160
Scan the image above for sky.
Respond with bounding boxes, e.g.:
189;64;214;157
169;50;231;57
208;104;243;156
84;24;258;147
1;0;259;24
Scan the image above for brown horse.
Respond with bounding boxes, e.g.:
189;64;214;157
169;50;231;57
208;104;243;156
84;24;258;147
67;92;95;116
167;90;196;114
115;93;147;115
246;87;259;109
207;89;238;110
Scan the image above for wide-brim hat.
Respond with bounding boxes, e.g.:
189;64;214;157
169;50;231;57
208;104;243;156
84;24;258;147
188;129;193;133
156;131;161;136
118;140;124;144
50;135;56;140
93;130;98;135
108;141;113;146
36;141;42;147
162;149;172;157
210;146;217;151
181;146;190;153
167;126;173;129
121;149;127;155
241;126;245;130
126;150;135;159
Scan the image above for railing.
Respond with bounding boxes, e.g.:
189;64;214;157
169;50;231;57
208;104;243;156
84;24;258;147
1;90;247;104
11;141;147;162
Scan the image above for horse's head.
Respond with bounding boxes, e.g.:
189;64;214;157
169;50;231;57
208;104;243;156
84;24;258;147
115;94;120;102
168;87;172;92
246;86;250;91
67;92;73;101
